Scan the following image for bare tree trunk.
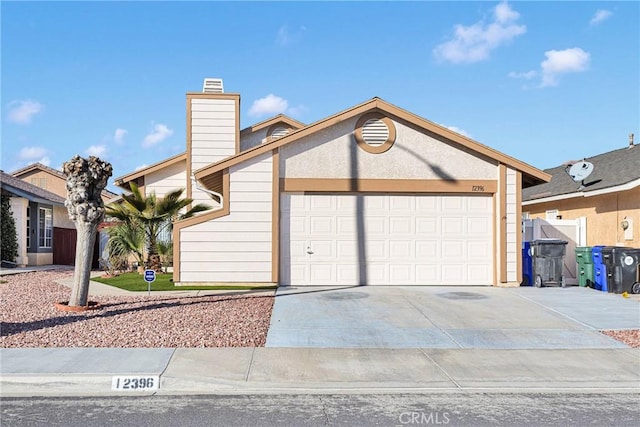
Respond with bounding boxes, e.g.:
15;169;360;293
63;155;112;307
68;221;98;306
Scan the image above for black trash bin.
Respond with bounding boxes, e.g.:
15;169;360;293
600;246;630;293
602;247;640;294
530;239;568;288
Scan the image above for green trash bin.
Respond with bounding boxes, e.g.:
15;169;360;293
575;246;595;287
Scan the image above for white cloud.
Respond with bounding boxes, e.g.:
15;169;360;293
142;123;173;148
590;10;612;26
248;94;288;117
135;164;149;171
248;94;306;118
114;128;128;144
508;70;537;80
18;146;47;160
37;157;51;167
6;100;44;125
86;144;108;158
433;1;526;64
540;48;590;87
441;124;472;138
276;25;306;46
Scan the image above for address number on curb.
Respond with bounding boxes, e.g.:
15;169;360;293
111;375;159;391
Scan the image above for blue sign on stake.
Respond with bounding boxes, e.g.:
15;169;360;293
144;270;156;296
144;270;156;283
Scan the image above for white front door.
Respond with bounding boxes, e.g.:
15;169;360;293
280;193;493;286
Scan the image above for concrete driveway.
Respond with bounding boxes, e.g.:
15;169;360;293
266;286;640;348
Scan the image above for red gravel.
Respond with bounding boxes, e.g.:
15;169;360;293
601;329;640;348
1;270;274;348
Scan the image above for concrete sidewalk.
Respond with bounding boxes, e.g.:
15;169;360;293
1;347;638;397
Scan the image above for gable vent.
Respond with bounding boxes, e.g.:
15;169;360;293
270;126;290;139
202;78;224;94
361;118;389;147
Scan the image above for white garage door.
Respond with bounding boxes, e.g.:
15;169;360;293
280;193;493;286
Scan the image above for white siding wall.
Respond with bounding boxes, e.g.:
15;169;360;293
190;98;237;206
10;197;28;266
506;168;518;282
145;160;187;199
179;152;273;282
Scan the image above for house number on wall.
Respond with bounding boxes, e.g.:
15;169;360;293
471;185;485;192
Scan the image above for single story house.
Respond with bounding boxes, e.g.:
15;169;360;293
114;79;550;287
8;162;117;267
523;136;639;248
1;170;74;266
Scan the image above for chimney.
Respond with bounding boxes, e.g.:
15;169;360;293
629;133;635;148
202;78;224;94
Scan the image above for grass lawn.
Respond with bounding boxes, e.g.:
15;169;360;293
92;272;277;292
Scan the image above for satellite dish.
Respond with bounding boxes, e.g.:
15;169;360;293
565;160;594;190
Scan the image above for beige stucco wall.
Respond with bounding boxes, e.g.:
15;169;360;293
28;253;53;266
9;197;29;267
53;205;75;229
16;170;66;198
525;187;640;246
280;117;498;180
240;128;269;152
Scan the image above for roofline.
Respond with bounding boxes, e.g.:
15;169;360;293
194;97;551;183
0;182;65;205
240;114;306;134
10;162;66;180
113;152;187;187
522;178;640;205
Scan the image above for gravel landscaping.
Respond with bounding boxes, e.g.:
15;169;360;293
1;270;274;348
1;270;638;348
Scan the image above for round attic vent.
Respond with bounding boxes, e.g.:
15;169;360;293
361;119;389;146
354;113;396;154
267;124;291;141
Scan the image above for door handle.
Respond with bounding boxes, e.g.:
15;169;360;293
306;246;314;255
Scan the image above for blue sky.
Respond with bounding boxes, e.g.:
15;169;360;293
2;1;638;193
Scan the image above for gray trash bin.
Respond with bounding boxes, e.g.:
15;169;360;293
530;239;568;288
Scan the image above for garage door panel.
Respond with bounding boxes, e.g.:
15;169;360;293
416;264;439;282
416;217;438;234
442;240;465;258
441;265;465;283
310;217;333;234
389;216;412;234
468;217;491;234
365;240;387;259
366;217;387;234
416;240;438;258
281;193;493;286
389;240;412;259
442;217;464;235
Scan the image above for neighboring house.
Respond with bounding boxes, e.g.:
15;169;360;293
6;162;116;267
0;171;73;266
114;79;550;287
522;137;639;248
11;162;118;203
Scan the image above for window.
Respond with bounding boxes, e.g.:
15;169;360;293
26;207;31;248
39;207;52;248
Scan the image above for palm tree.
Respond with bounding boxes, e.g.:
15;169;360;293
105;221;145;270
106;183;210;271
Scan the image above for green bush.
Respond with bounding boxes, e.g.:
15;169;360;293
1;196;18;263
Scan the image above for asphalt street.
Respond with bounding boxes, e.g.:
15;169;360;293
2;393;639;427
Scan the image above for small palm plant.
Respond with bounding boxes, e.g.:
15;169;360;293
106;183;210;271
